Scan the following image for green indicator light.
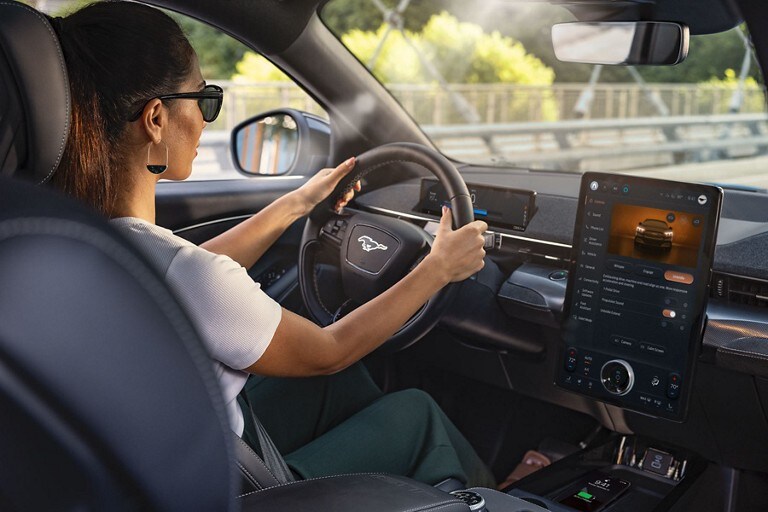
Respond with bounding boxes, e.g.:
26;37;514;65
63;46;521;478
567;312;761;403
577;491;594;500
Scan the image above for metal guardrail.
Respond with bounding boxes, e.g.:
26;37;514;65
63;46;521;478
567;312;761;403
206;81;768;132
421;113;768;170
422;113;768;137
194;113;768;179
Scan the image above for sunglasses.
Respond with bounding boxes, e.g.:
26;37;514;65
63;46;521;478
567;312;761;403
127;84;224;123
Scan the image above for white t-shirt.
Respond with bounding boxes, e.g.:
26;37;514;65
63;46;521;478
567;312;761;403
111;217;282;436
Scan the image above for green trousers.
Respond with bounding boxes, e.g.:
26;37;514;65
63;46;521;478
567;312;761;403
239;362;495;488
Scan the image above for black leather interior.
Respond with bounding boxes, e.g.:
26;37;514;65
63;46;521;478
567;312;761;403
0;4;475;511
0;3;236;509
0;1;69;183
704;316;768;378
239;474;467;512
0;177;237;511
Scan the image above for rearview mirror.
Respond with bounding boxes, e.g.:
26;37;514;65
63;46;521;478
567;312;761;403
552;22;689;65
231;109;330;176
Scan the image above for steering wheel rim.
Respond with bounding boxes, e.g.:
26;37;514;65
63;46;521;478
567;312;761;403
299;142;474;352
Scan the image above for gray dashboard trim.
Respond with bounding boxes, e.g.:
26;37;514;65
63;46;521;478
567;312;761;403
173;215;253;235
716;218;768;245
363;204;573;249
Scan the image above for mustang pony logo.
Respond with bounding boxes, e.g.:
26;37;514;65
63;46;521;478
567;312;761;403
358;235;388;252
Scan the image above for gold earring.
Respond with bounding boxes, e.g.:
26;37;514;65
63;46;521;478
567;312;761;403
146;141;168;174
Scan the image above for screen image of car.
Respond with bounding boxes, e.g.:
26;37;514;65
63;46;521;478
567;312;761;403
635;218;673;250
607;204;703;268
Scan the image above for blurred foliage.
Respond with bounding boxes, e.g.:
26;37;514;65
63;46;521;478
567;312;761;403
340;12;553;85
233;52;292;82
701;68;765;112
172;15;248;79
637;28;760;84
38;0;764;88
323;1;760;85
49;0;92;16
235;12;553;85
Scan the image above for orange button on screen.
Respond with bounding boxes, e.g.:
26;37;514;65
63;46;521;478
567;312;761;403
664;270;694;285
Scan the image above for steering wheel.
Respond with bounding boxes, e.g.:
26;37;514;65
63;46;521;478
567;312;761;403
298;142;474;352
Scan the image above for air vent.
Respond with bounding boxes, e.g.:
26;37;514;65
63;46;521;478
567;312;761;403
711;272;768;307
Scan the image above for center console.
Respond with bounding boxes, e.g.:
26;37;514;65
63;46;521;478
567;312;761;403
556;173;722;421
448;432;703;512
501;433;704;512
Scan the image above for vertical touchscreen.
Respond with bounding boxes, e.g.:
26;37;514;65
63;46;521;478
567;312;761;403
556;173;722;421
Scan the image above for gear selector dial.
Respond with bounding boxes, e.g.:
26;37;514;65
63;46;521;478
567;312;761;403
601;360;634;396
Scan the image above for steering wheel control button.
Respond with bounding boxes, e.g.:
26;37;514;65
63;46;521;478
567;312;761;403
345;225;399;274
321;219;349;246
565;347;578;372
600;360;634;396
450;490;486;511
667;373;682;399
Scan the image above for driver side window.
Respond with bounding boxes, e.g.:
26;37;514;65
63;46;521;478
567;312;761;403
169;13;326;180
46;1;325;180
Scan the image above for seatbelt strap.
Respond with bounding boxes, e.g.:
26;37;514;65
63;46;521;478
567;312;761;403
231;433;280;490
240;391;295;484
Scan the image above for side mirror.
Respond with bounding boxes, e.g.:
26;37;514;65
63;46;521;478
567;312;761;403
552;21;689;65
230;109;330;176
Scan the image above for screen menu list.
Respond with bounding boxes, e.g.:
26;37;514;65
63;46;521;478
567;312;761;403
556;173;721;421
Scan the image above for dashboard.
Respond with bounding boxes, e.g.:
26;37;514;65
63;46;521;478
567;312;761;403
418;178;535;231
354;165;768;472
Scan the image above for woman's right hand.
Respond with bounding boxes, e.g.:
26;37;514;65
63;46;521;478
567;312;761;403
423;206;488;284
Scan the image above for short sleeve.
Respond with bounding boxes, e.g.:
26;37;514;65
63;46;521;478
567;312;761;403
164;246;282;370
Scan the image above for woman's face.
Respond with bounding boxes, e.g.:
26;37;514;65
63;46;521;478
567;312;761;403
162;63;207;181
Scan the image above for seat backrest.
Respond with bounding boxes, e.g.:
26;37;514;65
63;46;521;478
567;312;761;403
0;3;237;510
0;1;70;183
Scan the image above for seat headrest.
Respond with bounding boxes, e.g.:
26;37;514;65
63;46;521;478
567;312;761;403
0;1;70;184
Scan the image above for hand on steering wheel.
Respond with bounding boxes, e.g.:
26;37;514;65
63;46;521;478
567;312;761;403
291;157;362;216
425;206;487;284
299;142;479;352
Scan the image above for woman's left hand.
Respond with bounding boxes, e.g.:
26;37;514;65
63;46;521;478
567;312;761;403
293;157;361;215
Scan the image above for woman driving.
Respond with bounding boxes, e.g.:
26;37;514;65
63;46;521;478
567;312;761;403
48;1;495;487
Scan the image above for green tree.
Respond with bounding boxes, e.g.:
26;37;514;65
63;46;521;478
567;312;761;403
173;15;248;79
636;28;759;84
341;12;554;85
232;52;292;82
237;11;553;86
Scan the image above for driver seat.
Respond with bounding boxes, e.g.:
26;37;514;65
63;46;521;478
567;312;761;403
0;4;236;509
0;3;471;511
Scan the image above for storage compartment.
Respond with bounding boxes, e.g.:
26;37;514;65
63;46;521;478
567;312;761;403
503;435;706;512
498;263;567;328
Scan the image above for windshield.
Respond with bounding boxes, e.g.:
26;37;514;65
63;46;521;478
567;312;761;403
321;1;768;189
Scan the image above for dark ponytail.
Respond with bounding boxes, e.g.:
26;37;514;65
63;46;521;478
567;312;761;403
50;2;195;217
